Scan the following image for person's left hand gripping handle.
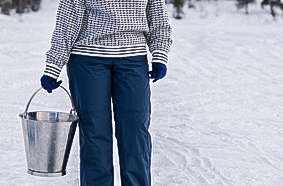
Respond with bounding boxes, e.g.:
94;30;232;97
40;75;62;93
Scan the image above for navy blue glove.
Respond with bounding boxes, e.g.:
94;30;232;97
40;75;62;93
150;62;167;83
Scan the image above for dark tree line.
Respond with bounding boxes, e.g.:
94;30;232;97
168;0;283;19
173;0;185;19
235;0;256;14
166;0;185;19
0;0;41;15
261;0;283;18
3;0;279;19
236;0;283;17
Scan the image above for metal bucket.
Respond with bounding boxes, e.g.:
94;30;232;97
19;86;79;177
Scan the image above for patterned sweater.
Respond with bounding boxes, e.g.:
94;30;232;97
45;0;173;79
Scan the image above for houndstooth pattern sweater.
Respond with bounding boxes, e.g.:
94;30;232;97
44;0;173;79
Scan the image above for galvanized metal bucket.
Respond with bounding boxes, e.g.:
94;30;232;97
19;86;79;177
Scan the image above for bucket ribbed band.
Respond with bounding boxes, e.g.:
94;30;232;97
27;169;66;177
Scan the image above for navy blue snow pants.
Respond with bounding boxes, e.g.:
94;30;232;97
67;54;152;186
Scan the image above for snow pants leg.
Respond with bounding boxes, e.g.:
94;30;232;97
112;56;152;186
67;54;151;186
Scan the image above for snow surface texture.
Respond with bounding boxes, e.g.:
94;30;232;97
0;0;282;185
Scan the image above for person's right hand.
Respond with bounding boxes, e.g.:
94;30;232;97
40;75;62;93
150;62;167;83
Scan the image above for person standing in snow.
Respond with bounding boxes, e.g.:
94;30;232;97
40;0;172;185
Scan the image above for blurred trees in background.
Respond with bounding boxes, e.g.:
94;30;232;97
173;0;185;19
0;0;11;15
0;0;41;15
235;0;256;14
168;0;283;19
1;0;282;19
261;0;283;18
188;0;196;9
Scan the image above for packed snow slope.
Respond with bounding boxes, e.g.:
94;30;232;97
0;1;282;185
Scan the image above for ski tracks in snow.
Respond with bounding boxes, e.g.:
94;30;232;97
152;131;233;186
151;3;283;185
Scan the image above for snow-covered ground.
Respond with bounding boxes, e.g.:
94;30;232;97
0;1;282;185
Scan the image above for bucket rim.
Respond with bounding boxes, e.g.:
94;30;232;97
19;111;79;122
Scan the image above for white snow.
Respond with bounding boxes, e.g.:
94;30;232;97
0;0;282;185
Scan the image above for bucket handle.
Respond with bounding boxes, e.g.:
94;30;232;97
23;86;76;117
